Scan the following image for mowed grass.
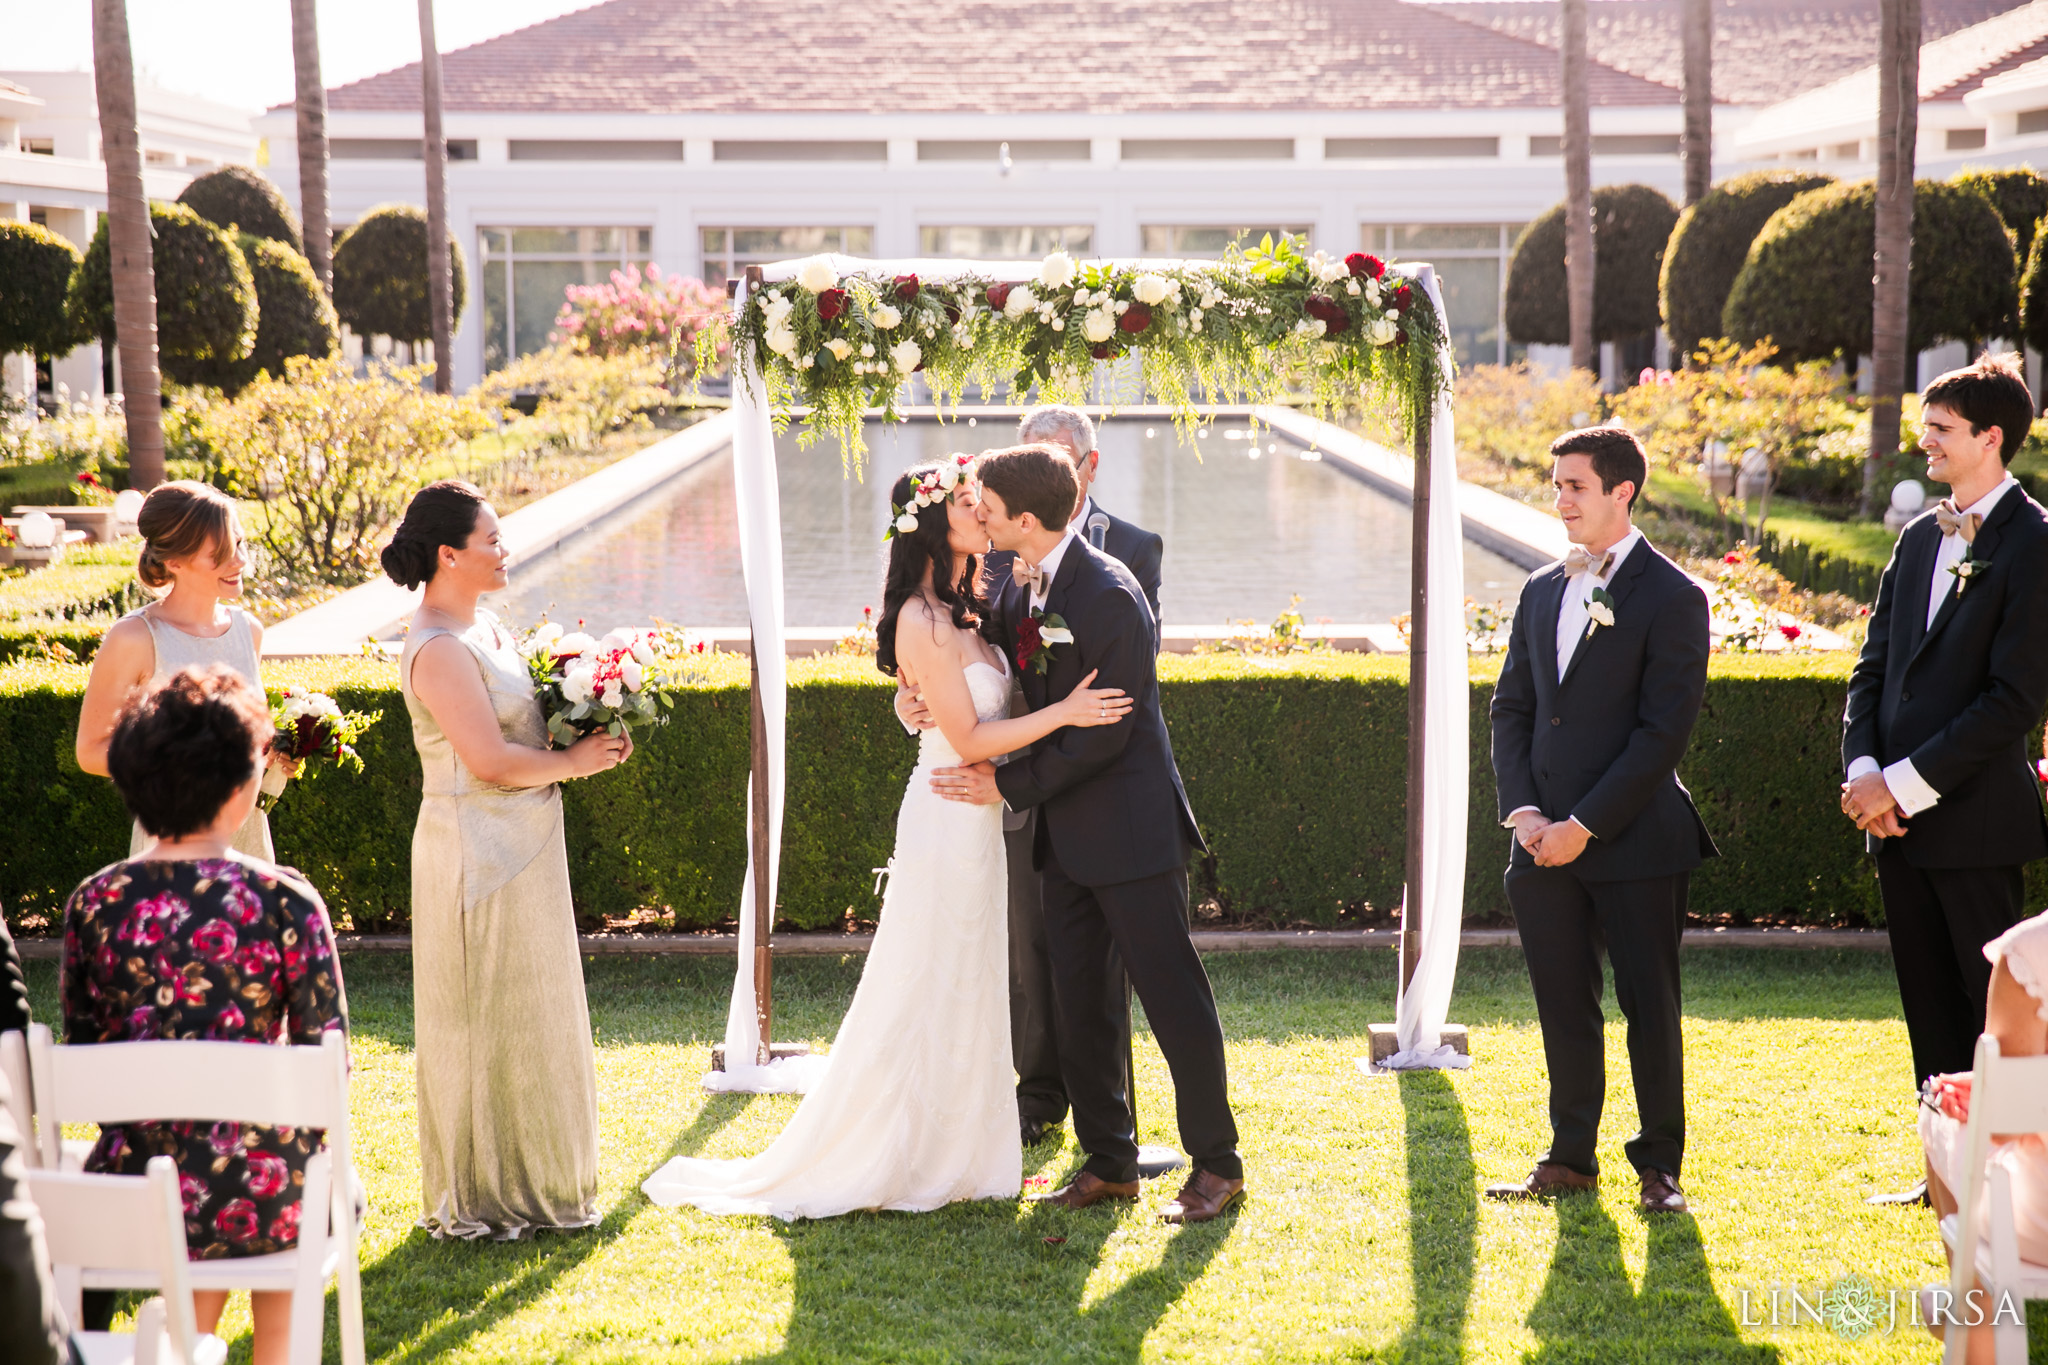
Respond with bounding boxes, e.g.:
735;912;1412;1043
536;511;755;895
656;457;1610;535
26;946;2047;1363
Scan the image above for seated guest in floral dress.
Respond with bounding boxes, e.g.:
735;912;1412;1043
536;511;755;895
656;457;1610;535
61;664;346;1365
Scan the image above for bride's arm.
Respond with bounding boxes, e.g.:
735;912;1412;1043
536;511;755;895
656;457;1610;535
894;608;1130;764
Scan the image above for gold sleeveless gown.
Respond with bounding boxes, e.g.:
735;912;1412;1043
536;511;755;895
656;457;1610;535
400;611;599;1239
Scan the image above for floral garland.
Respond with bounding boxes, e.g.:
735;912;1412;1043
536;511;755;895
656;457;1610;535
708;235;1450;470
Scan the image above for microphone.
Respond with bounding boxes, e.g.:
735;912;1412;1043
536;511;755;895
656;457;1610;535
1086;512;1109;550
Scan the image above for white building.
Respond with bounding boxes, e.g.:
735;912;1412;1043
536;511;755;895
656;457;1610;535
0;69;258;402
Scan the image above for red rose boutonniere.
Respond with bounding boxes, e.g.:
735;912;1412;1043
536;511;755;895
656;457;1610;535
1015;609;1074;675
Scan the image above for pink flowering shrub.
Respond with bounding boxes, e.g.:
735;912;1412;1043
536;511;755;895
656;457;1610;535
552;263;726;373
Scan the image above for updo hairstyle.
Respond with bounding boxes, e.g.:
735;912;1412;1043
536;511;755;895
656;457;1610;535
135;480;239;590
380;480;487;590
108;664;274;840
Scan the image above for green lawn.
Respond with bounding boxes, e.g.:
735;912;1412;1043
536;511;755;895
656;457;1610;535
26;947;2044;1363
1644;471;1901;572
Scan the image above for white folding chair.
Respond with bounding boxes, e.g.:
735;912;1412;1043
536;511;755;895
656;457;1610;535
0;1028;28;1145
1940;1034;2048;1365
30;1154;227;1365
26;1024;365;1365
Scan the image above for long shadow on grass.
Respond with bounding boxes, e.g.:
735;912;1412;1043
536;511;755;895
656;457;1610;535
354;1093;756;1363
1524;1200;1778;1365
1384;1070;1476;1363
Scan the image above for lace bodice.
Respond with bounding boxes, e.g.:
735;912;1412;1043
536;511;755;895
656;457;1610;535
916;660;1012;768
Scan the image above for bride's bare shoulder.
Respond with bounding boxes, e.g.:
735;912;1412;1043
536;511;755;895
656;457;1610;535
892;595;961;657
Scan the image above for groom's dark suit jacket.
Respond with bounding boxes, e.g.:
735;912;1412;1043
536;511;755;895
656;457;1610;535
986;540;1203;887
988;500;1163;646
1843;489;2048;868
1490;538;1717;881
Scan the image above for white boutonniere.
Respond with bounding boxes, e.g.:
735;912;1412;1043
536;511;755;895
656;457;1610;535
1584;586;1617;638
1949;551;1987;596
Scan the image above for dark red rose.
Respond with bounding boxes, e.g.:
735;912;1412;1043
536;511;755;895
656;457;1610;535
893;274;920;300
986;282;1013;312
77;470;100;486
1090;343;1113;360
215;1198;260;1244
1391;284;1414;313
1346;252;1386;279
816;288;849;321
1395;328;1410;345
1117;302;1153;334
1303;295;1351;334
944;301;961;324
1014;617;1043;672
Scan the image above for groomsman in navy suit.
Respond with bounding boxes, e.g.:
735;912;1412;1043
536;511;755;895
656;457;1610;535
1841;354;2048;1207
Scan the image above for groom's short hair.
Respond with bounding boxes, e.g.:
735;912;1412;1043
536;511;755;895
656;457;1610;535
1923;352;2033;463
977;443;1082;528
1550;425;1647;509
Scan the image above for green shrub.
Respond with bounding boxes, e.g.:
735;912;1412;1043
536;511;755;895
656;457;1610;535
2020;222;2048;367
1506;184;1680;346
1660;170;1835;358
189;236;337;395
0;221;82;358
1724;179;2018;362
176;166;304;253
0;554;143;626
1952;166;2048;264
331;205;467;345
0;651;1923;933
68;202;258;386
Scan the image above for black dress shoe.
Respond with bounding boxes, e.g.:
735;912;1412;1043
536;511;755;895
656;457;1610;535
1867;1180;1929;1207
1639;1169;1688;1213
1021;1118;1058;1147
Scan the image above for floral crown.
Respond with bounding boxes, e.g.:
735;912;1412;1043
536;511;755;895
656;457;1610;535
885;454;976;540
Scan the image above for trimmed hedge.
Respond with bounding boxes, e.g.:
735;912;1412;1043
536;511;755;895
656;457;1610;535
1506;184;1679;346
0;221;82;358
189;236;337;395
2021;220;2048;366
332;205;468;346
70;203;258;386
1953;167;2048;266
176;166;304;254
1;651;1982;935
1659;170;1835;358
1724;179;2018;362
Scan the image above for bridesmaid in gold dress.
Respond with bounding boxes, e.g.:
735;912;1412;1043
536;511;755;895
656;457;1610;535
381;481;632;1239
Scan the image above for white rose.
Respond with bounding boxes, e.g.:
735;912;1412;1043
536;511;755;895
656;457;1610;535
1051;316;1064;331
555;633;597;657
1189;308;1205;325
632;639;656;665
1133;273;1171;305
533;622;565;648
825;338;852;360
795;257;839;293
621;658;644;690
860;342;875;358
600;683;624;710
891;339;922;372
561;667;596;705
1364;277;1383;306
895;512;919;534
1587;601;1616;628
953;322;974;347
1368;317;1399;346
1003;285;1038;319
765;324;798;358
600;629;632;651
1347;279;1362;296
1297;318;1327;339
1038;251;1076;290
1082;309;1116;343
760;294;794;327
871;304;902;331
938;466;961;490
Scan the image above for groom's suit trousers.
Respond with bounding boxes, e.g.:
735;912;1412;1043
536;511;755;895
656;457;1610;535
1506;863;1688;1180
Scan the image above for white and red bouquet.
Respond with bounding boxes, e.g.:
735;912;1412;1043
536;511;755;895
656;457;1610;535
259;688;381;811
522;622;704;747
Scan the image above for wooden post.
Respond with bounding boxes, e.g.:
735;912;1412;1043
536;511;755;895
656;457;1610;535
1402;402;1432;993
749;629;773;1064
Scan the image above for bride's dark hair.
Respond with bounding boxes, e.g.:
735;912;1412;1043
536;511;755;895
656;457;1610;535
876;460;983;678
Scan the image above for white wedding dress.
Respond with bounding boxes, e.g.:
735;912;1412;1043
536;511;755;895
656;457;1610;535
641;658;1023;1220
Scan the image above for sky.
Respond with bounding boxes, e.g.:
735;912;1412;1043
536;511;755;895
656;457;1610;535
0;0;606;113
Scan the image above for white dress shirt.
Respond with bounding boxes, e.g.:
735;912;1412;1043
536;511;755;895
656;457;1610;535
1846;474;2020;817
1069;495;1098;538
1027;531;1079;615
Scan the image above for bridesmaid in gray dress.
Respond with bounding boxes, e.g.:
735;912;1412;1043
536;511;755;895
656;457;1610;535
75;481;282;860
381;481;631;1239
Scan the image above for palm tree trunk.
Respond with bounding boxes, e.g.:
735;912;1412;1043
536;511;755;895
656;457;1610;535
1681;0;1712;206
1868;0;1921;517
291;0;332;291
91;0;163;488
418;0;453;395
1562;0;1596;376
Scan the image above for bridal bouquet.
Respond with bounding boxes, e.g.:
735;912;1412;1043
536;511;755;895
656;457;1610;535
259;688;381;811
523;622;704;746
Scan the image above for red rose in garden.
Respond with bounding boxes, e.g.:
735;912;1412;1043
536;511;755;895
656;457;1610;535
1303;295;1350;334
76;470;100;487
214;1198;260;1244
1779;624;1802;642
986;282;1013;312
894;274;920;300
1724;552;1742;564
1117;302;1153;333
816;288;849;321
1014;616;1043;672
1346;252;1386;279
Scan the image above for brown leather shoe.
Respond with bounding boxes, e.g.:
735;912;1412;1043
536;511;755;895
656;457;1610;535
1031;1171;1140;1210
1159;1169;1245;1224
1483;1162;1598;1201
1639;1170;1688;1213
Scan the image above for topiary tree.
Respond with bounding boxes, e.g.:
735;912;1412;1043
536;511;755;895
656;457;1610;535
1724;179;2017;363
69;201;258;387
176;165;304;253
2018;227;2048;394
188;234;337;394
1659;169;1835;359
332;204;467;346
1952;166;2048;266
0;221;82;359
1506;183;1680;347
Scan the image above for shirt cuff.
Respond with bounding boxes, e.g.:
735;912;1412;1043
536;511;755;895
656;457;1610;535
1567;815;1596;839
1883;756;1941;817
1845;755;1882;783
1503;805;1542;828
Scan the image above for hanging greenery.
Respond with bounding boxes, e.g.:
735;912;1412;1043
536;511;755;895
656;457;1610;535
705;235;1449;470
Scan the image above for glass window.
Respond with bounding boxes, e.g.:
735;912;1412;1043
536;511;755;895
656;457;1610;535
478;224;653;372
917;226;1093;258
1361;225;1522;368
699;226;876;285
1141;225;1311;257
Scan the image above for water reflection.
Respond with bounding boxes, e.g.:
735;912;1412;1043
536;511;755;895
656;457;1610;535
484;419;1529;629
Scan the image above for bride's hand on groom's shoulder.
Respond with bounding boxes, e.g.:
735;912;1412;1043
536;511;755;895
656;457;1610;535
1052;670;1133;729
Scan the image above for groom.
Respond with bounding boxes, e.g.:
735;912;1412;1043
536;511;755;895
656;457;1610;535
931;443;1245;1223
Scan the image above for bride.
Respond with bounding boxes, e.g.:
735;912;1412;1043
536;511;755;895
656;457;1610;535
641;457;1132;1220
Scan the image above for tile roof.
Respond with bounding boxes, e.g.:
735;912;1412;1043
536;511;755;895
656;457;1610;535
1419;0;2028;106
318;0;1679;115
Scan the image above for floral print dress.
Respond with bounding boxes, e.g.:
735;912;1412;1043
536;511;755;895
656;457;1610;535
61;857;347;1260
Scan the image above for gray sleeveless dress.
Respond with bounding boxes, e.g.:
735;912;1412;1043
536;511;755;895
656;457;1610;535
399;610;599;1239
124;605;274;861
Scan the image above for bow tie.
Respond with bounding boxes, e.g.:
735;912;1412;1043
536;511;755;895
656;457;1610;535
1011;558;1046;593
1562;546;1615;579
1934;501;1982;544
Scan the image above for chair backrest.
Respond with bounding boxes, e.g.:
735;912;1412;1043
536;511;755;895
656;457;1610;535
1945;1033;2048;1355
30;1154;208;1364
1970;1042;2048;1135
26;1024;350;1174
0;1029;29;1148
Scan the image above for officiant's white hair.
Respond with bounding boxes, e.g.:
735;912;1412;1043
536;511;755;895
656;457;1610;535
1019;404;1096;457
